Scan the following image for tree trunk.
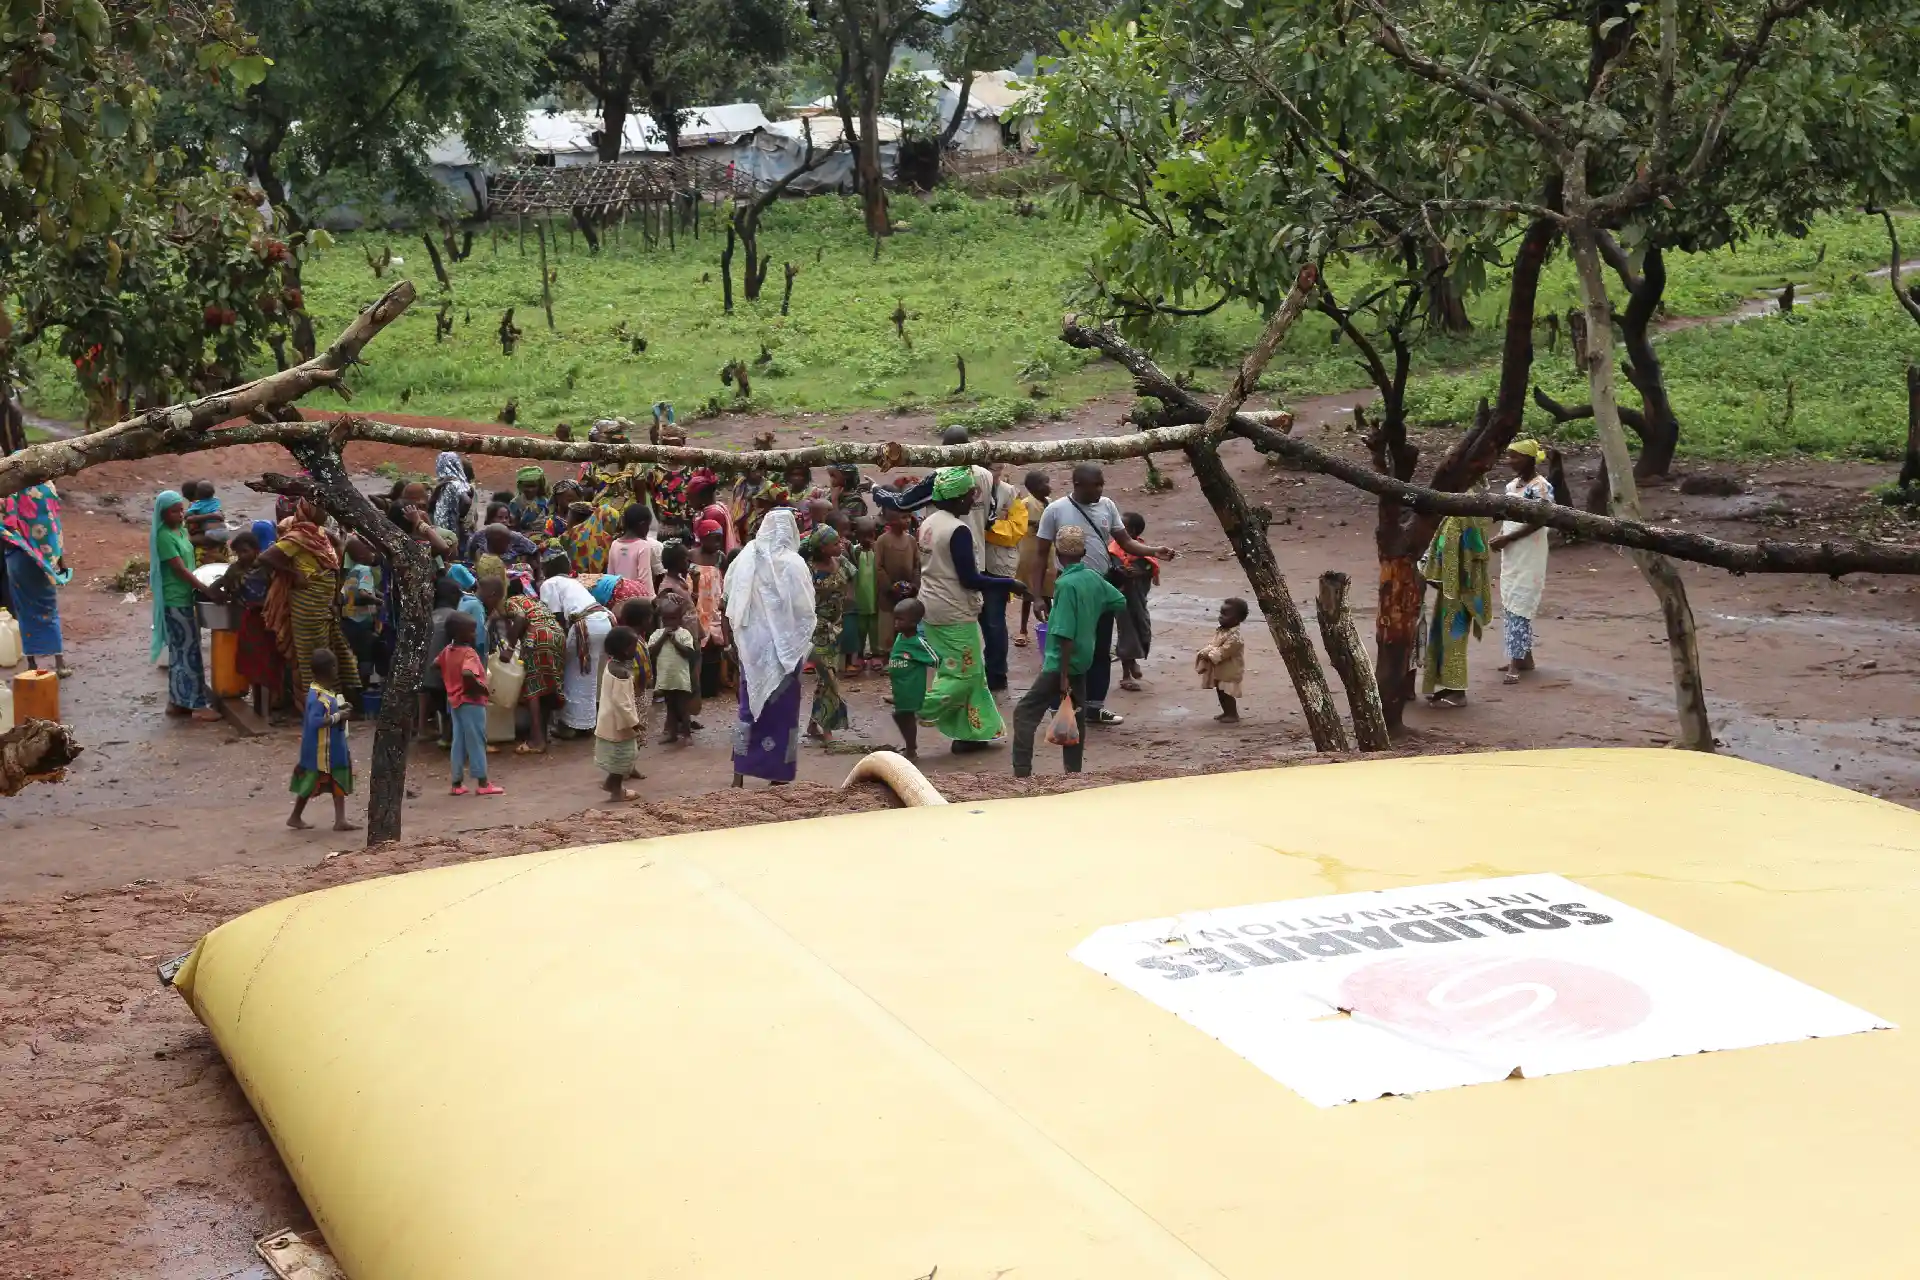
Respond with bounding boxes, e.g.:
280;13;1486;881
571;207;601;254
1569;221;1713;752
1900;363;1920;490
857;43;890;235
537;223;553;330
1376;208;1557;722
1619;242;1679;477
1374;553;1423;731
834;52;861;195
1424;241;1472;333
283;440;435;846
420;233;450;290
1418;209;1557;525
598;98;627;162
721;226;736;314
1316;572;1391;750
938;68;976;153
1184;441;1350;752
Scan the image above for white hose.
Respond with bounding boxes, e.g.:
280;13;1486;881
841;750;948;807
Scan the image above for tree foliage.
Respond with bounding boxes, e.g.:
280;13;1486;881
0;1;286;427
215;0;552;222
544;0;793;159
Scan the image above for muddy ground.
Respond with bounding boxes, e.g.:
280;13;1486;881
2;394;1917;1278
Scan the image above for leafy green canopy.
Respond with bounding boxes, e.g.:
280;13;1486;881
0;1;286;420
213;0;552;223
1037;3;1920;339
544;0;793;156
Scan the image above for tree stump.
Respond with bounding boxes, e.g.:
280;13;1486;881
1315;572;1391;751
0;720;82;796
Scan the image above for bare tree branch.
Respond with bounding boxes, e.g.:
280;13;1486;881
1881;208;1920;324
1359;0;1575;167
1062;317;1920;578
1595;0;1816;217
0;281;416;495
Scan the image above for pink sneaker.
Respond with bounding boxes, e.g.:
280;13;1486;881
477;783;505;797
449;785;468;796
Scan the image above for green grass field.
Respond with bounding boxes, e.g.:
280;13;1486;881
20;195;1920;465
298;193;1122;435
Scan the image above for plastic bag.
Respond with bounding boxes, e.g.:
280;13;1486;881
1045;695;1080;747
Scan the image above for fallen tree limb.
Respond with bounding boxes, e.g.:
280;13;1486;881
3;291;1915;580
1063;317;1920;579
0;720;83;796
0;408;1286;496
0;281;416;497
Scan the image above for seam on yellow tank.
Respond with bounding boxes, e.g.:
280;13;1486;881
669;853;1233;1280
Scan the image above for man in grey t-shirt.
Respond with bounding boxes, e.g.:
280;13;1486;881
1031;463;1176;725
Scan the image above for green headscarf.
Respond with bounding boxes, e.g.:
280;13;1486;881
931;466;974;501
149;490;184;662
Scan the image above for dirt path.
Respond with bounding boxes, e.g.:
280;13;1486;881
2;384;1917;1278
8;396;1918;903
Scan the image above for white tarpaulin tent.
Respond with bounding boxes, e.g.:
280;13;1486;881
743;114;901;193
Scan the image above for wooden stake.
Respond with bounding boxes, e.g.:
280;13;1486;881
251;440;435;847
1569;206;1713;751
1315;571;1391;750
538;223;554;330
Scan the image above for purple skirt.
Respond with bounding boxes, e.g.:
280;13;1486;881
732;669;802;782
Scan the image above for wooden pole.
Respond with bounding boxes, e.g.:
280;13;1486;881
517;212;524;256
1567;194;1713;751
538;222;554;330
1900;362;1920;490
1314;571;1391;750
257;440;435;846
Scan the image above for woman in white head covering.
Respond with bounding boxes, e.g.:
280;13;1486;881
430;451;474;535
540;570;614;737
723;508;815;785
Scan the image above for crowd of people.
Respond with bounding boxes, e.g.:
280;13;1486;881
122;415;1228;826
0;422;1562;828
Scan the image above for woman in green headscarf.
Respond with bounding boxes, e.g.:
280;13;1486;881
506;465;551;534
1420;514;1492;707
916;466;1026;750
149;490;221;721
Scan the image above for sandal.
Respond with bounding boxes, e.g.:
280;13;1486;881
1502;672;1521;685
514;742;546;755
477;783;505;796
1013;634;1029;647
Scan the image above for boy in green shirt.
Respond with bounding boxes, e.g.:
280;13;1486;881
1012;525;1126;776
887;597;938;758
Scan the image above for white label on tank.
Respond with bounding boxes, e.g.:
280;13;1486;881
1071;873;1891;1107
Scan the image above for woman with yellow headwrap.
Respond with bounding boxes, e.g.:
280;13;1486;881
1488;439;1557;683
915;467;1027;749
